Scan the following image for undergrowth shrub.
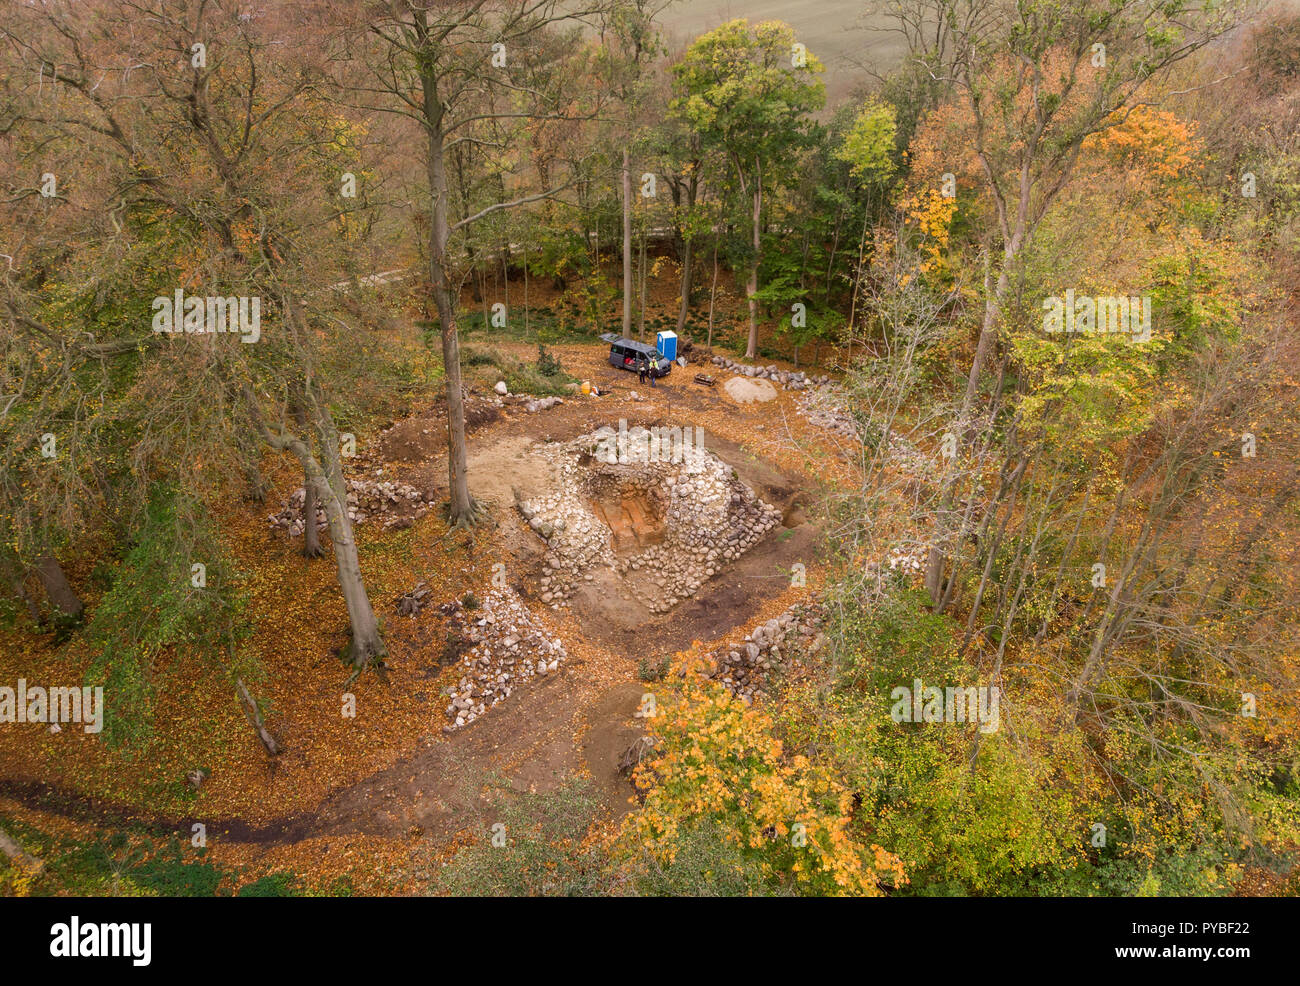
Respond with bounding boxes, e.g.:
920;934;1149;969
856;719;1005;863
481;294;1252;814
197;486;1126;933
434;776;611;897
83;485;255;747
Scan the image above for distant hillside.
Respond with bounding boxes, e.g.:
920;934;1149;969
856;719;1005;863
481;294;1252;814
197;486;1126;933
658;0;904;101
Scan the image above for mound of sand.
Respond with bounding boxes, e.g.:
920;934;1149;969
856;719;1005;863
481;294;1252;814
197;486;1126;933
724;376;778;404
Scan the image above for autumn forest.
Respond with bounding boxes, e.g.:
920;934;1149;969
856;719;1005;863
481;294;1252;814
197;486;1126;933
0;0;1298;917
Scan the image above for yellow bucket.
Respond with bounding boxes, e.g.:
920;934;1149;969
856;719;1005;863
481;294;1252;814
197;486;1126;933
580;380;591;395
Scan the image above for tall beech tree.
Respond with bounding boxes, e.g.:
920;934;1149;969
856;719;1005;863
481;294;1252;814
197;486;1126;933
352;0;625;528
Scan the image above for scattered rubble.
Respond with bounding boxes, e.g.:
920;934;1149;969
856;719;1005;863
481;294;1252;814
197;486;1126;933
884;546;928;574
523;396;563;413
267;476;437;536
796;387;860;440
794;389;931;472
441;588;567;731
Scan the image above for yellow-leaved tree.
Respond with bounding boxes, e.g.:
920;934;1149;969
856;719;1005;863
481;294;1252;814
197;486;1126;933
621;658;905;896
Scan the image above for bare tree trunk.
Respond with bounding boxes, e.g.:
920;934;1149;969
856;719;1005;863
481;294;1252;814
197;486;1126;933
35;554;82;619
499;249;507;311
591;219;601;331
958;455;1028;648
245;388;385;670
243;461;268;503
707;235;719;350
301;466;324;558
467;243;482;303
745;168;762;359
925;254;1014;602
672;155;699;338
419;48;476;528
623;147;632;336
676;235;693;336
434;269;474;527
844;204;873;370
294;401;324;559
235;677;282;756
960;261;1013;422
824;196;845;306
637;229;647;339
314;414;386;669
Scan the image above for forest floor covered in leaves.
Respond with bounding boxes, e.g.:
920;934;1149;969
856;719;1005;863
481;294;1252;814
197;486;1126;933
0;328;849;894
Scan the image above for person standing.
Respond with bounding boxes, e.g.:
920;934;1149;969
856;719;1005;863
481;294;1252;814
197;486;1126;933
637;357;647;385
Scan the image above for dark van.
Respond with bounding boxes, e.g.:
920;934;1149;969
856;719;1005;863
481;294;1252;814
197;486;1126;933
600;333;671;378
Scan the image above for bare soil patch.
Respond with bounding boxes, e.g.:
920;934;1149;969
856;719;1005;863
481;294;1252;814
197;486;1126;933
724;375;779;403
456;419;820;660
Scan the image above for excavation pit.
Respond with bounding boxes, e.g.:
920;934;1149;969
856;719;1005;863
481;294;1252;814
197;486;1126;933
515;426;784;618
590;492;665;554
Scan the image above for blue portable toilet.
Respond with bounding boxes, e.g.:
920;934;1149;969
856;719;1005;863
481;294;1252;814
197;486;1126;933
656;330;678;362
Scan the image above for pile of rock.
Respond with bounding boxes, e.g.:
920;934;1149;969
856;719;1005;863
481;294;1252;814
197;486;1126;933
860;546;931;582
488;380;564;413
885;546;927;574
795;389;932;474
796;387;860;440
523;396;564;414
702;603;826;704
355;473;437;532
443;587;567;731
267;476;436;536
267;489;328;538
885;435;931;474
517;429;782;612
709;355;828;391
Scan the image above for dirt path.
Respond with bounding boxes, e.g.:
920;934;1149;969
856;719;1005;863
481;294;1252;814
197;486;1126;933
302;668;646;841
0;669;646;846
